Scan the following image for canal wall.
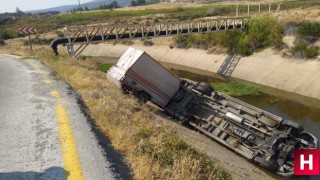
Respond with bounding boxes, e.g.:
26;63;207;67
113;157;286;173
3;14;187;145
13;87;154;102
71;43;320;101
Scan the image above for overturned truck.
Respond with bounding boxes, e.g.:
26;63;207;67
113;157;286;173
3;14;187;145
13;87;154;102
107;47;318;177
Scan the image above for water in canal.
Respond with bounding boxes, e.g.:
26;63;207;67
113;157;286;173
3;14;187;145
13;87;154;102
168;68;320;142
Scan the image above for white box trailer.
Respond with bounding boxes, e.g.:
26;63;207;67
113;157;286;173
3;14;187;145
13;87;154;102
107;47;180;107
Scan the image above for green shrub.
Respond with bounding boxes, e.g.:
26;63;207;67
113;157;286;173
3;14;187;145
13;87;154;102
173;15;283;56
236;35;251;56
291;41;309;52
174;35;188;48
0;31;12;40
245;15;283;51
291;41;308;58
174;31;241;51
235;15;283;55
304;47;318;59
0;30;21;40
291;41;318;59
298;21;320;37
186;34;210;49
214;31;241;52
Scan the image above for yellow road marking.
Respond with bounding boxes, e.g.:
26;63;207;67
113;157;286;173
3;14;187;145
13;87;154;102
51;90;61;99
26;61;41;70
26;60;83;179
44;78;52;84
26;61;52;83
51;90;84;180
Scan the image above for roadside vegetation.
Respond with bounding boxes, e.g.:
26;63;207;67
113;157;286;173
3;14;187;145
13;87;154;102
289;21;320;59
0;44;231;180
291;41;318;59
174;15;283;56
0;29;22;41
297;21;320;37
173;15;319;59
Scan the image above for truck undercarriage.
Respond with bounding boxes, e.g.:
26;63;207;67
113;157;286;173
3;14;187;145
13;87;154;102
164;79;318;177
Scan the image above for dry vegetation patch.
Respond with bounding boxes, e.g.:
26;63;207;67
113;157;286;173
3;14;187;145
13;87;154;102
0;44;231;180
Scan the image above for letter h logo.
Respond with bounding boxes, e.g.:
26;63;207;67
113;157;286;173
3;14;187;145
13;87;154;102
294;149;320;175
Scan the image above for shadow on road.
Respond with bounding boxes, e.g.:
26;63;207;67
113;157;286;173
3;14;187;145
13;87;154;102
0;166;68;180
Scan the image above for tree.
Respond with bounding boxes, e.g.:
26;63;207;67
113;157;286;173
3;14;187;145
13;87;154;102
97;4;103;10
109;1;120;9
16;7;22;13
84;6;90;11
16;7;24;16
96;1;120;10
131;0;146;6
150;0;160;3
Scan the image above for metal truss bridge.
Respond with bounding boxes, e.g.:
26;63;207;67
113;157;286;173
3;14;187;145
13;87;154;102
51;16;251;56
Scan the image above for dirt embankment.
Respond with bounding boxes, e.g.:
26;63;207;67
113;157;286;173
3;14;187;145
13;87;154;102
72;43;320;101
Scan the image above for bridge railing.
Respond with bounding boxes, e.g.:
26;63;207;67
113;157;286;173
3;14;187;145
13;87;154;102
63;16;251;56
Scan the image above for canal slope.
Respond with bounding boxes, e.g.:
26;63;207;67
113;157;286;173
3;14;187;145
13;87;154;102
72;44;320;101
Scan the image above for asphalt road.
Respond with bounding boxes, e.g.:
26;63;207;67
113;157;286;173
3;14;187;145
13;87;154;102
0;55;130;179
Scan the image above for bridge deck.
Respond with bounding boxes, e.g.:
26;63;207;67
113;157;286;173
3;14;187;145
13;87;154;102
63;17;251;56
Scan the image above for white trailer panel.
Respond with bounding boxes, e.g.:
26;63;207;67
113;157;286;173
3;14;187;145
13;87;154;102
108;47;180;107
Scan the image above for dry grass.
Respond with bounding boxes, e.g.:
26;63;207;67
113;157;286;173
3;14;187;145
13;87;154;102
275;7;320;24
115;2;206;11
0;43;231;180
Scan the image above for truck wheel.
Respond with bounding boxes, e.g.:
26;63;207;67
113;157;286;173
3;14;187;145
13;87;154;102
195;82;214;96
282;120;304;133
137;91;150;103
172;89;185;102
121;84;130;94
254;156;277;171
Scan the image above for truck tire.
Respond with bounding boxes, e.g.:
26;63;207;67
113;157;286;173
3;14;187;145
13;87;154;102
121;84;130;94
254;156;277;171
137;91;150;103
195;82;214;96
172;89;185;102
281;120;304;133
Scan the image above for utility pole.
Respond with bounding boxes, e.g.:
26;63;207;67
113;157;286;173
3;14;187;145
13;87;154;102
78;0;83;18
